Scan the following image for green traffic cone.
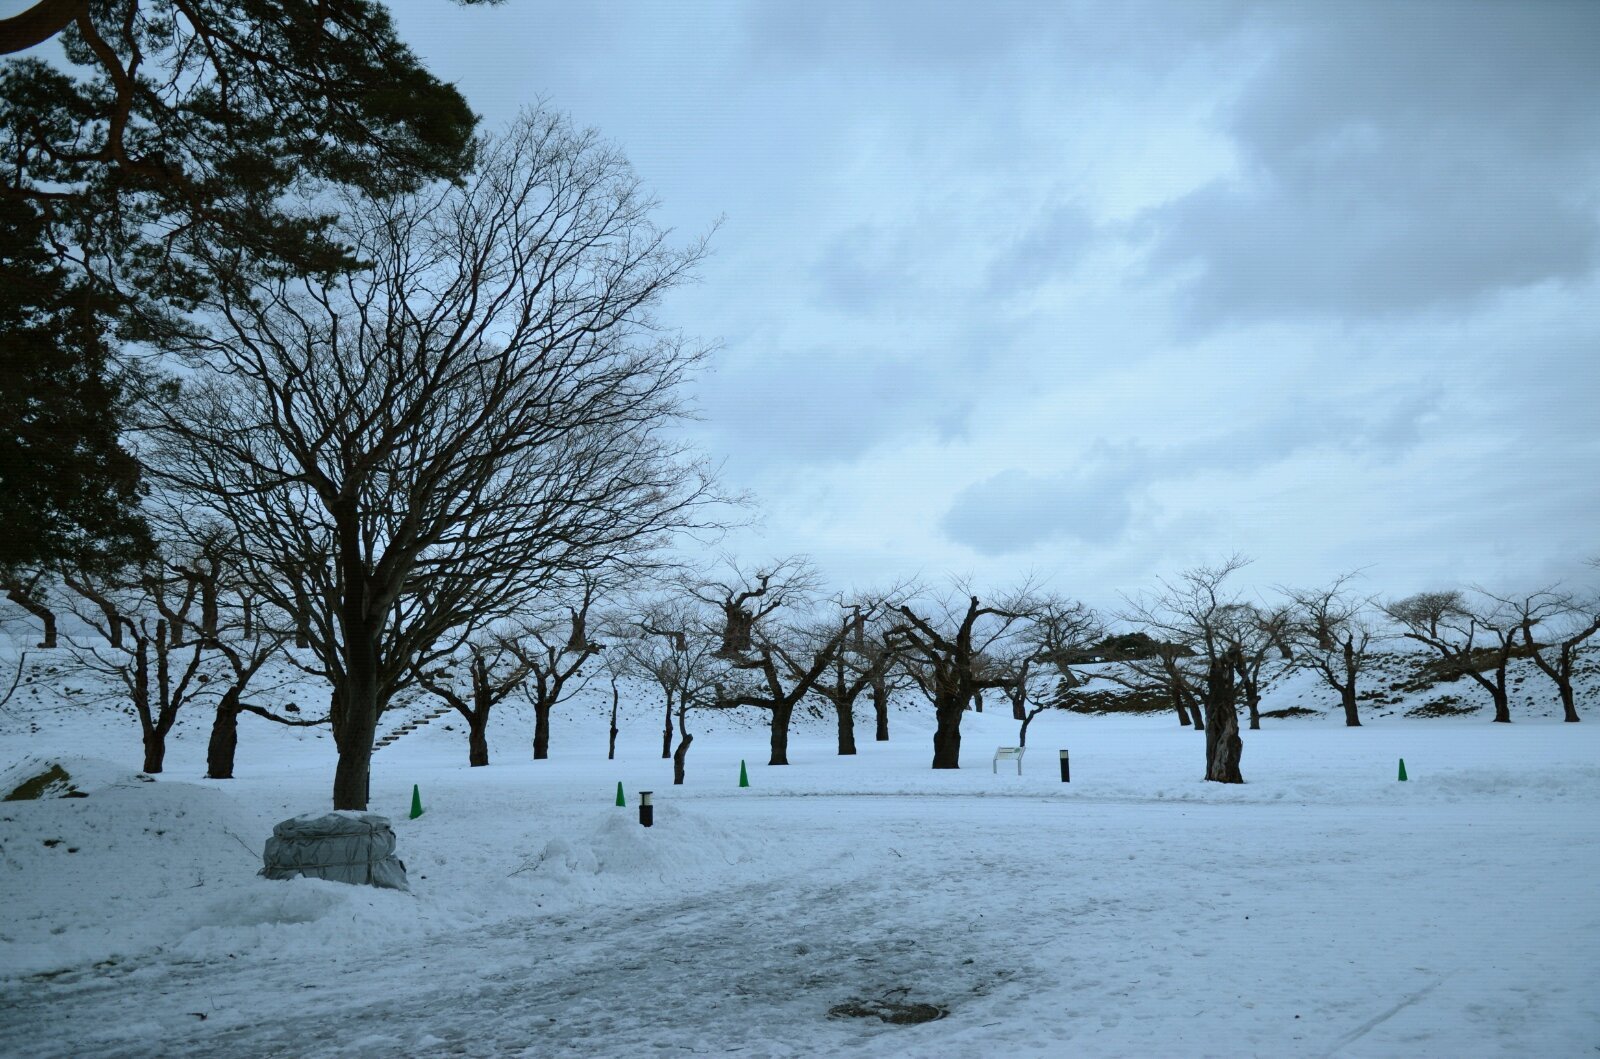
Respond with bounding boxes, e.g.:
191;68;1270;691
615;781;626;807
409;783;424;819
738;759;749;788
1398;758;1408;782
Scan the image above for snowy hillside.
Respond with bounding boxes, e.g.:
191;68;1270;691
1;635;1597;1057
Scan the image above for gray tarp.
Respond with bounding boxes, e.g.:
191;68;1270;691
260;811;409;891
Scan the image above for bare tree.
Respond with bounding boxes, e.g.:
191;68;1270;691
985;601;1100;751
593;639;632;761
204;622;317;780
1487;585;1600;723
1384;590;1520;723
866;636;914;743
614;602;724;784
409;567;608;767
798;590;908;755
887;586;1036;769
1218;602;1292;731
692;556;821;660
515;587;607;761
628;601;697;759
1286;574;1379;727
2;572;57;649
1122;557;1253;779
996;597;1103;722
148;111;720;809
194;532;315;779
64;570;206;774
413;636;537;768
718;615;856;767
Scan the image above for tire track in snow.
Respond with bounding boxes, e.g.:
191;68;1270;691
0;810;1054;1058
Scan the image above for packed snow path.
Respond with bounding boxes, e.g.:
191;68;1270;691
3;792;1594;1058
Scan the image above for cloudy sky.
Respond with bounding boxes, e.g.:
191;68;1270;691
396;0;1599;608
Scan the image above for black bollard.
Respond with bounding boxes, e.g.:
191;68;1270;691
638;790;654;827
1059;749;1070;783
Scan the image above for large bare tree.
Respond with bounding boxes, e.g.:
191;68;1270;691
1122;557;1253;780
1486;585;1600;723
63;567;206;774
717;615;855;767
1384;590;1520;723
692;556;820;660
149;111;719;808
1286;574;1379;727
887;586;1036;769
796;590;909;756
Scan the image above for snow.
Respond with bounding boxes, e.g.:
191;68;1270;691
1;644;1597;1057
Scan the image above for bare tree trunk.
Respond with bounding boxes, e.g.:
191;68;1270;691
4;582;56;649
1245;689;1261;731
532;703;552;760
1490;685;1511;724
1463;652;1513;723
1340;638;1362;726
1203;651;1243;783
769;701;794;766
1341;684;1361;727
140;630;170;774
661;692;673;760
872;676;889;742
673;705;692;785
608;676;620;759
195;573;219;640
836;700;857;756
931;692;963;769
1012;695;1025;721
454;709;483;767
331;618;381;810
1018;706;1044;748
1559;682;1578;723
1174;698;1192;727
206;690;241;779
142;729;167;774
290;577;312;649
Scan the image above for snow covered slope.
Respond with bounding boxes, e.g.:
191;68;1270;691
1;637;1597;1057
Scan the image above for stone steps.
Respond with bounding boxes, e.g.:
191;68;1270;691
372;703;454;751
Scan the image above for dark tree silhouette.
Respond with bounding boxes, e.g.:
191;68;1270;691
1385;590;1520;723
1123;557;1254;775
718;617;855;767
614;601;723;785
150;112;719;809
888;588;1035;769
1487;585;1600;723
63;569;205;774
1286;574;1379;727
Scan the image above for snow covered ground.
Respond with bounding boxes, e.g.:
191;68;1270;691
1;648;1597;1057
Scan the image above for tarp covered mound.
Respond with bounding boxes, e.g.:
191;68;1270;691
260;811;409;891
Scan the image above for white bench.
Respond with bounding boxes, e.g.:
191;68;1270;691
993;746;1025;774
